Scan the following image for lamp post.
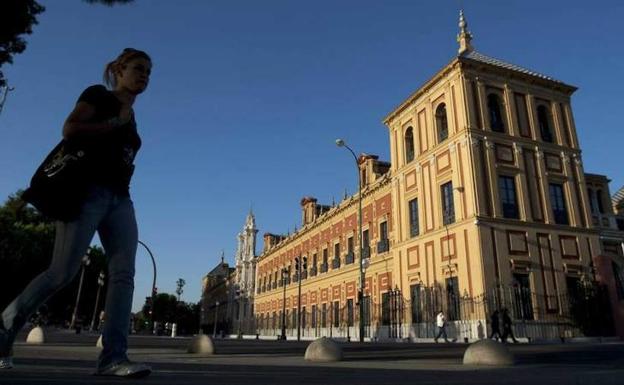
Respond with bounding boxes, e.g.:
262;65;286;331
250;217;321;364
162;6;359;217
137;240;157;332
213;301;220;338
89;270;106;331
280;267;289;340
0;85;14;116
295;256;307;341
237;288;245;338
70;255;91;330
443;186;462;320
335;138;366;342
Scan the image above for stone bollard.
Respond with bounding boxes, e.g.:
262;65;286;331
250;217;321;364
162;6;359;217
463;339;515;366
26;326;45;344
171;323;177;338
304;337;343;362
187;334;215;355
96;335;103;349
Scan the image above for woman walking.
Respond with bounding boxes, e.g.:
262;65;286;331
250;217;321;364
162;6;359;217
0;48;152;378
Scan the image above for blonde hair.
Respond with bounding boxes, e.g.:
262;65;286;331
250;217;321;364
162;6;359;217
103;48;151;89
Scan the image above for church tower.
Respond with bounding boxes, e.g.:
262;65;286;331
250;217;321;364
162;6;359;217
234;210;258;327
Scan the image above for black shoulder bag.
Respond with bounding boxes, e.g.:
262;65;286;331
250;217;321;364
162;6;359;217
22;140;90;222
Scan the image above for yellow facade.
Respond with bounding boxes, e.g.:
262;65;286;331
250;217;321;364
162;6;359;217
253;13;623;340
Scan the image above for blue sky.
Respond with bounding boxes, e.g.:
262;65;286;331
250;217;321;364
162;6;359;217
1;0;622;311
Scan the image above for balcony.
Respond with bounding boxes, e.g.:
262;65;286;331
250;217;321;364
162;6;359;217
320;263;328;273
332;257;341;269
272;282;277;290
377;239;389;254
309;266;317;277
301;270;308;280
345;252;355;264
293;273;299;283
362;246;371;259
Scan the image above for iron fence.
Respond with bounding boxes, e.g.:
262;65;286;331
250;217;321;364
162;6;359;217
243;282;614;340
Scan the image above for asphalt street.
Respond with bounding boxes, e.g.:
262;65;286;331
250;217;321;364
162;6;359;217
0;330;623;385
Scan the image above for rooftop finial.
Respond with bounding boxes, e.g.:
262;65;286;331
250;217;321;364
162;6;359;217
457;9;473;55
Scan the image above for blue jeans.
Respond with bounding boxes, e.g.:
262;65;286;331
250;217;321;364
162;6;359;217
1;186;138;369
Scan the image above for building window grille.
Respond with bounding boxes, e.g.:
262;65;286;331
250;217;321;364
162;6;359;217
537;105;553;142
498;175;519;219
441;182;455;225
409;198;419;237
549;183;569;225
436;103;449;142
404;126;415;163
487;94;505;132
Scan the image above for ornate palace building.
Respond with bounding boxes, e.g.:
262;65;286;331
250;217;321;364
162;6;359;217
253;11;624;341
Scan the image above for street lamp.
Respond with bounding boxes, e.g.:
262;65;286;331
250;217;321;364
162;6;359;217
213;301;220;338
137;240;157;332
89;270;106;331
237;288;245;338
295;256;307;341
0;85;14;116
443;186;463;320
335;138;366;342
69;255;91;330
280;267;289;340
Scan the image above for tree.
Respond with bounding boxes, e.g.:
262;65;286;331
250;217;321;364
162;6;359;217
176;278;186;301
0;0;134;87
0;1;45;87
0;191;107;326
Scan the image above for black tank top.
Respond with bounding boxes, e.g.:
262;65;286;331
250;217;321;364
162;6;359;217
76;85;142;196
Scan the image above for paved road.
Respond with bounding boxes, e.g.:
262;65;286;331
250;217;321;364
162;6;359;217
1;330;623;385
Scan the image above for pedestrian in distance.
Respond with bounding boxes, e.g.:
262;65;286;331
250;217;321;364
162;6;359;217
501;308;519;343
0;48;153;378
434;310;450;343
489;309;501;341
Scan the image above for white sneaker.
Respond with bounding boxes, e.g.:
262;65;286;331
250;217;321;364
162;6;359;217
95;360;151;378
0;356;13;369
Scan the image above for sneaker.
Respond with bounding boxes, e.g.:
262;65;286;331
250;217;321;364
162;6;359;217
95;360;151;378
0;356;13;370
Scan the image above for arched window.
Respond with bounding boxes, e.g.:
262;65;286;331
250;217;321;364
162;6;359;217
537;105;553;142
487;94;505;132
404;126;415;163
436;103;448;142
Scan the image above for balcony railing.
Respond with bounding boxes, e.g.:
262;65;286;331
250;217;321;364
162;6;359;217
272;282;277;290
320;263;328;273
293;273;299;283
345;252;355;264
377;239;389;253
362;246;371;259
301;270;308;280
332;257;341;269
309;266;317;277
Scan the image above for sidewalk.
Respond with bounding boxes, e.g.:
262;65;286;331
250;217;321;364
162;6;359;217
1;332;623;385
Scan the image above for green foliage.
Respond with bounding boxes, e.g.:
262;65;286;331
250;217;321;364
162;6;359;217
0;191;108;326
140;293;200;335
1;0;134;87
0;1;45;87
0;191;55;309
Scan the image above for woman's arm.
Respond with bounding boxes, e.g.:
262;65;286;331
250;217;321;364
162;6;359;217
62;101;132;139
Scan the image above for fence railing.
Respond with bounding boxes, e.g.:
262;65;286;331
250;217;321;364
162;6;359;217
227;282;614;340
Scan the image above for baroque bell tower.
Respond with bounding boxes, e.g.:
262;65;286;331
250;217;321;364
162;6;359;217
235;209;258;300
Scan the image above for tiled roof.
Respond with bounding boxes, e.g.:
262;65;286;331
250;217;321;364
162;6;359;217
460;50;564;84
612;186;624;207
